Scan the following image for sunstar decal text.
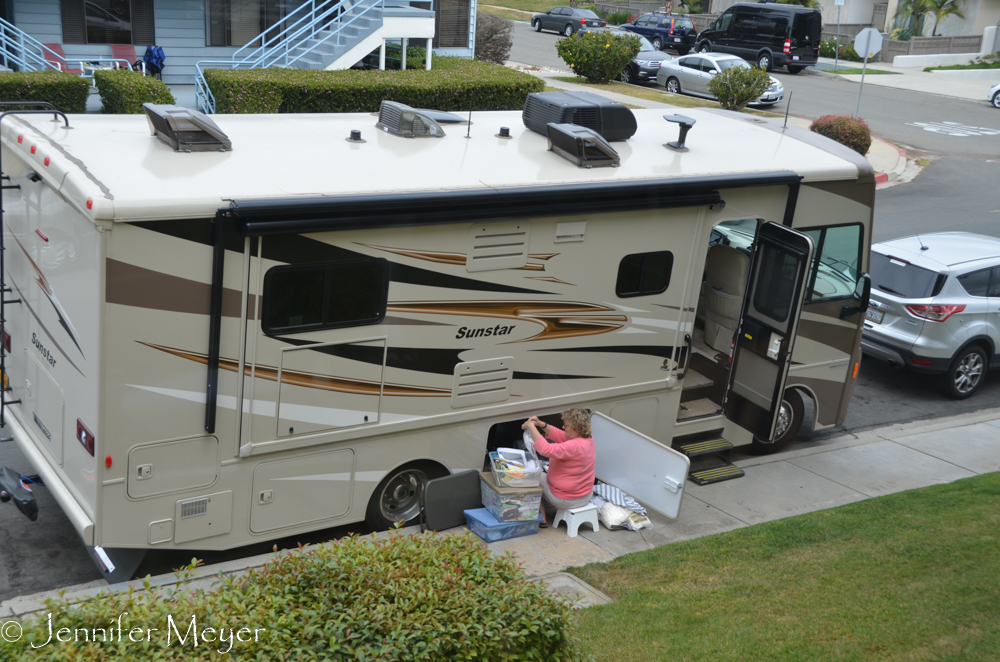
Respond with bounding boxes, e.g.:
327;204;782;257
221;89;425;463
32;333;56;367
455;324;515;339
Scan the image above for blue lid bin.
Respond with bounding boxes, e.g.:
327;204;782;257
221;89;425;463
464;507;540;543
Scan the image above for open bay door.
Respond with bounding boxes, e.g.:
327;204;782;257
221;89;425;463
724;222;814;441
592;413;690;518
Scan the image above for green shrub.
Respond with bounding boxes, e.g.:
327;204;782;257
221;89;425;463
555;31;641;84
0;532;588;661
810;114;872;155
476;13;514;65
205;57;543;113
597;8;633;25
0;71;88;113
819;38;864;61
706;63;772;111
93;68;175;113
378;43;427;70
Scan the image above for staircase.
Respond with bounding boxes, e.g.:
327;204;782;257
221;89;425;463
195;0;400;114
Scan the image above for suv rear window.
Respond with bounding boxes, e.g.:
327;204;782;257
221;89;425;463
675;17;693;29
792;12;821;41
870;252;943;299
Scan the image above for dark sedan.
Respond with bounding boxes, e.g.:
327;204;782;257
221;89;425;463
531;6;607;36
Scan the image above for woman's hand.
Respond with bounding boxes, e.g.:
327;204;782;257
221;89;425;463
521;415;544;431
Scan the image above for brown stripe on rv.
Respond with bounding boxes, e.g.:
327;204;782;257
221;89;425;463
106;259;256;319
356;243;549;271
786;378;845;428
799;298;865;355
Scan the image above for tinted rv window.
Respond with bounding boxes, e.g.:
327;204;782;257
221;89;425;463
802;224;863;302
752;244;799;323
616;251;673;297
869;252;942;299
263;258;389;334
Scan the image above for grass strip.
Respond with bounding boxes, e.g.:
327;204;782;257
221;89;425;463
924;61;1000;71
483;0;589;13
569;472;1000;661
479;4;535;20
828;68;901;75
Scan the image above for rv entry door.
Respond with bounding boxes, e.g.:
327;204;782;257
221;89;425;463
723;222;814;442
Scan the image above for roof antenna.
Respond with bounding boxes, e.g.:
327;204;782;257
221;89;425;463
783;91;792;129
466;93;473;140
916;235;929;251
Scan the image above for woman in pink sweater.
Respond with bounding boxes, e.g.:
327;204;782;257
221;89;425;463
522;408;596;527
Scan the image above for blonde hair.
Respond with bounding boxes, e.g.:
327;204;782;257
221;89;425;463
561;408;591;438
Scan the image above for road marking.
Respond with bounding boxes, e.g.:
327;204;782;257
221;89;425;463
904;121;1000;137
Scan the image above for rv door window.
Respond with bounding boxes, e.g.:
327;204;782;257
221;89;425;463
751;244;799;323
802;224;863;301
262;258;389;334
616;251;674;298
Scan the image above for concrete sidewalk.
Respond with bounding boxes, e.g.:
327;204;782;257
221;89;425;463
813;56;999;101
4;407;998;617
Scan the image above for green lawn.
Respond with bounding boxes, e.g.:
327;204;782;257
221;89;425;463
829;67;900;75
481;0;591;14
569;472;1000;661
479;4;536;20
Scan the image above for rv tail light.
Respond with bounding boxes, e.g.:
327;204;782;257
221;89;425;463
783;39;791;54
43;157;50;166
905;304;965;322
77;419;95;456
911;357;934;366
3;326;9;354
105;455;112;469
30;145;36;154
86;199;93;210
17;135;23;143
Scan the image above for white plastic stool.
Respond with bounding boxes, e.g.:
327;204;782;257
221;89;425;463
552;503;600;538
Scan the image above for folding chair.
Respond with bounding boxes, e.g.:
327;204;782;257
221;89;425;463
419;470;482;532
110;44;137;69
42;43;82;74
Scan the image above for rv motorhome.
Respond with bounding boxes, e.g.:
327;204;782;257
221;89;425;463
0;99;873;581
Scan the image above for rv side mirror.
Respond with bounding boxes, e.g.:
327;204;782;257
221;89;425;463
840;273;871;319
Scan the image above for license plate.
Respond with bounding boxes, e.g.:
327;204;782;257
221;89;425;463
674;37;681;42
792;55;800;60
865;308;884;324
588;21;596;25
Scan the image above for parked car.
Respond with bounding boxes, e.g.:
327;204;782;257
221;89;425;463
861;232;1000;399
531;7;606;36
578;27;674;84
619;12;697;54
656;52;784;106
990;81;1000;108
695;2;821;72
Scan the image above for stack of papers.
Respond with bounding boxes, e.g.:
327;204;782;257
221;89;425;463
496;447;539;472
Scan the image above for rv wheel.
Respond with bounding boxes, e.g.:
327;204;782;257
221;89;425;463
748;389;804;455
366;462;447;530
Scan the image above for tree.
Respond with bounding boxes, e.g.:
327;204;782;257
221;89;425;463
928;0;966;35
555;32;641;84
776;0;822;9
894;0;933;36
706;64;771;112
475;13;514;65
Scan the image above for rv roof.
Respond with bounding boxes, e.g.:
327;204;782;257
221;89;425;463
2;109;864;223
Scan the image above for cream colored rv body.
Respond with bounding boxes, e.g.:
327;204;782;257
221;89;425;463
0;108;873;558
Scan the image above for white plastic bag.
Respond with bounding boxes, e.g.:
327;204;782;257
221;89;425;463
598;502;633;529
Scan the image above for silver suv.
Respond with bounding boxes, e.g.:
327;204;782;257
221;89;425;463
861;232;1000;399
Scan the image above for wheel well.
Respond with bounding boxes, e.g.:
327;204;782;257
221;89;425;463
953;338;994;365
757;49;773;60
786;384;818;430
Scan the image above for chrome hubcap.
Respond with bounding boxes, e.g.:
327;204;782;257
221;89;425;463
667;80;678;93
954;353;984;395
379;469;427;523
773;399;792;439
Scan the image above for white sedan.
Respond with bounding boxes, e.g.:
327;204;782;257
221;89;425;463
656;52;784;107
990;81;1000;109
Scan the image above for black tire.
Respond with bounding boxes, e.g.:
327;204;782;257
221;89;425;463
787;65;804;74
757;51;772;71
748;389;804;455
652;37;663;50
665;76;681;94
533;20;541;32
365;462;447;530
677;48;690;55
993;91;1000;109
619;66;633;84
698;41;711;53
941;345;987;399
564;24;574;37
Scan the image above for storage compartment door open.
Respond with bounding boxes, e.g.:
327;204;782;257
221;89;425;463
592;412;690;519
723;222;814;441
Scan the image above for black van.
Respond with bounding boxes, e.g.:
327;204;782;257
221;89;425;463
694;2;822;73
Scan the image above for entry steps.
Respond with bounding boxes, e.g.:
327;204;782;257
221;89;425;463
675;434;745;486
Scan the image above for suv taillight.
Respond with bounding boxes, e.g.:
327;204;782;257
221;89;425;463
783;38;791;54
905;304;965;322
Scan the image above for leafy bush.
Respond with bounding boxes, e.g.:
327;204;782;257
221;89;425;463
597;8;633;25
0;532;588;661
810;114;872;155
0;71;89;113
476;13;514;65
93;68;175;113
555;31;641;84
890;27;914;41
706;63;772;111
205;57;543;113
819;38;864;61
383;43;427;69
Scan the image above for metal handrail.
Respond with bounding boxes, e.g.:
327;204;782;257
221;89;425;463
0;18;136;81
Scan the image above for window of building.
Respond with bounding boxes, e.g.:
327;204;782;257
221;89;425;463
205;0;286;47
262;258;389;334
60;0;154;45
616;251;673;298
801;224;863;302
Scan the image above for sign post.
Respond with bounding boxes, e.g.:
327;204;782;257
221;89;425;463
835;0;844;72
853;27;883;118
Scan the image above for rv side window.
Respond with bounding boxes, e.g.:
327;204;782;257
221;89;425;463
616;251;673;297
262;258;389;334
802;224;863;302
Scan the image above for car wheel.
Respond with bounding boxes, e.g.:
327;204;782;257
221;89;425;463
748;389;804;455
698;42;711;53
757;51;772;71
941;345;987;399
665;76;681;94
564;24;574;37
993;91;1000;109
620;66;632;84
365;462;446;530
652;37;663;50
787;65;804;74
533;20;541;32
677;48;690;55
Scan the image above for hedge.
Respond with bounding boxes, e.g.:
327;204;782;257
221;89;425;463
555;31;641;84
0;71;89;113
204;57;544;113
93;69;175;113
0;531;589;661
810;114;872;155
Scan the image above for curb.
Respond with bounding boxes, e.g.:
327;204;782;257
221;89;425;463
873;137;907;184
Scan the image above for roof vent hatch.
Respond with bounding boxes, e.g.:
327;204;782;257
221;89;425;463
376;100;447;138
546;123;620;169
143;103;232;152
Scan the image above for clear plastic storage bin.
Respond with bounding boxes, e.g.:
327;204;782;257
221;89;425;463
489;451;542;488
464;508;540;543
480;471;542;522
